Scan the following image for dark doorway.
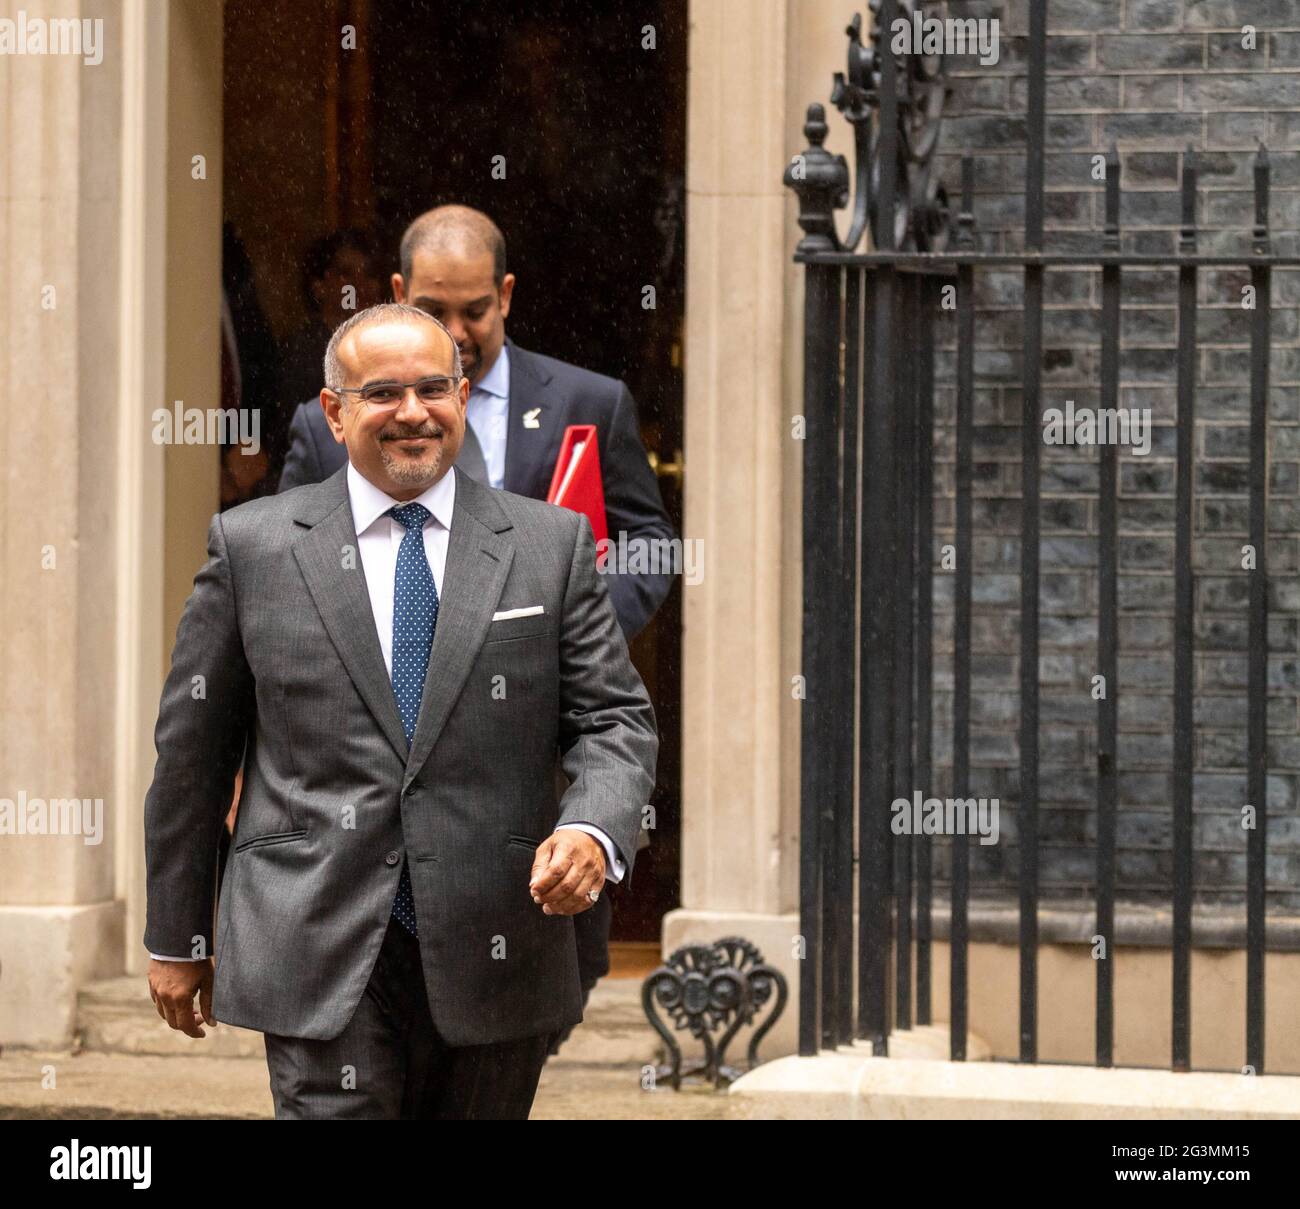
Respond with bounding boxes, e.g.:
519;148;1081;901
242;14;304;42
222;0;686;944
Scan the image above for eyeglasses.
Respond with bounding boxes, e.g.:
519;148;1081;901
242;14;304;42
331;376;460;408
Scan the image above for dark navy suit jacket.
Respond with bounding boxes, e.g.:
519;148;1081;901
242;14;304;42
277;339;675;639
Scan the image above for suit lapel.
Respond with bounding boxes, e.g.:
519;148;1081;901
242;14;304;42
503;340;566;497
403;466;515;789
291;468;409;762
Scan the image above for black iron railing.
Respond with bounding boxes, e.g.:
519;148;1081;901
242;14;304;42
786;1;1300;1074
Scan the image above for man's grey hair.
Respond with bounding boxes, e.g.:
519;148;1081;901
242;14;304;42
322;302;463;394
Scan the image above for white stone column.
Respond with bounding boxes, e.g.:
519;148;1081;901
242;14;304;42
0;0;217;1046
0;0;130;1046
668;0;865;1056
121;0;223;980
676;0;792;925
114;0;171;980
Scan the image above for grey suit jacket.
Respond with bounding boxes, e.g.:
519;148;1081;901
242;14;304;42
142;464;658;1045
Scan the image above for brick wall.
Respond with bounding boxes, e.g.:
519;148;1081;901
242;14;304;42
920;0;1300;909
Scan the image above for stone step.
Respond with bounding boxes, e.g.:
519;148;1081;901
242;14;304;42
730;1050;1300;1119
552;979;665;1069
76;976;265;1059
75;971;664;1066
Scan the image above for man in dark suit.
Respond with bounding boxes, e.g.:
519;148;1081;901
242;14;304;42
277;207;674;1045
145;304;657;1118
279;206;674;641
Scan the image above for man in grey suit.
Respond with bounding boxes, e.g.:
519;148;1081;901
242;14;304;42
277;206;675;1052
144;302;657;1119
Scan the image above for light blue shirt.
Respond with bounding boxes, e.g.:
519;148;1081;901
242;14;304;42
467;344;510;491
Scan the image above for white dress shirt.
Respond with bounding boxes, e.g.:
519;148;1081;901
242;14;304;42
466;343;510;490
149;459;622;962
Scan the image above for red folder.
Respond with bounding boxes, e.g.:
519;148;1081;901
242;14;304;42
546;424;608;562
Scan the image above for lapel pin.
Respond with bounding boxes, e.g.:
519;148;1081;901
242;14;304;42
522;407;541;429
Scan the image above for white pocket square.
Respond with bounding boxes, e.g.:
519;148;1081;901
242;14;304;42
492;606;545;621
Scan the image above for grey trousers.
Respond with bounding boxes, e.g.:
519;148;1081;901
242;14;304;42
263;915;553;1119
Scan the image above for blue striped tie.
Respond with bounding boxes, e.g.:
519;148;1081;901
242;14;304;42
388;502;438;937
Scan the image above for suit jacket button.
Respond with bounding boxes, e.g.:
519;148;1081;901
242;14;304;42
385;850;401;866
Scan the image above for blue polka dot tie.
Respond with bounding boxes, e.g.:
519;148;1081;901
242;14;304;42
388;502;438;937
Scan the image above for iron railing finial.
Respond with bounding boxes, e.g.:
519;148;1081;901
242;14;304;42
785;103;850;254
784;5;951;256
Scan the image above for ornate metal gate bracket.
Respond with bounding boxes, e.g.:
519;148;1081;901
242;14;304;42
641;938;788;1090
785;1;951;255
